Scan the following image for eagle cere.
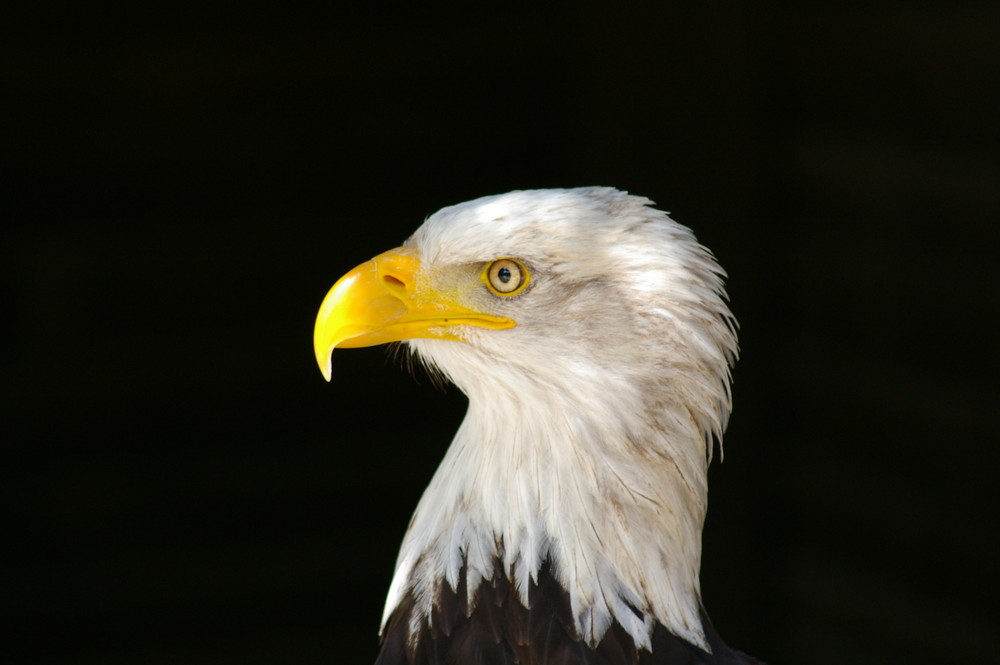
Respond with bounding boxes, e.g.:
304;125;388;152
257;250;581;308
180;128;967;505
313;188;759;664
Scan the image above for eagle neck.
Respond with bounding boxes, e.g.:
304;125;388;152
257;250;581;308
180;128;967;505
382;361;713;652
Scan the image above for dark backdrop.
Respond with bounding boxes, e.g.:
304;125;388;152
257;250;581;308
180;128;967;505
6;3;999;664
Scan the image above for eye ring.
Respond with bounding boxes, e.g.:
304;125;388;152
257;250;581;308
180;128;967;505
482;258;530;296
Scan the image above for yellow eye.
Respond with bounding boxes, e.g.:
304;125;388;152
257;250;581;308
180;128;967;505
483;258;530;296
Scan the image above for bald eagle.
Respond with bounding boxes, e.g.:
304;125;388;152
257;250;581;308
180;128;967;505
314;188;759;664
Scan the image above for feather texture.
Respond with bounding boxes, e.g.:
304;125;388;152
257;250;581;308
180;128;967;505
376;560;760;665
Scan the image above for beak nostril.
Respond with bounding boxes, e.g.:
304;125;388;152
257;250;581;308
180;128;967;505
383;275;406;289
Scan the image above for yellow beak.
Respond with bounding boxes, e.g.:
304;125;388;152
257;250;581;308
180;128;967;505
313;247;515;381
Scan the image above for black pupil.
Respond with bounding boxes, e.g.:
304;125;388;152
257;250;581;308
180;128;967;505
497;266;512;283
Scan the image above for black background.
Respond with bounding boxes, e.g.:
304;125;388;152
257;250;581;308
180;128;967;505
6;3;1000;664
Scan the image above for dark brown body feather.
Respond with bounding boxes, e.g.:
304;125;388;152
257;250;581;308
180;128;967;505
375;560;761;665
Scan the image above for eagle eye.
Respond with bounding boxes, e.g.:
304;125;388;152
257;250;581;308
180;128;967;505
483;258;529;296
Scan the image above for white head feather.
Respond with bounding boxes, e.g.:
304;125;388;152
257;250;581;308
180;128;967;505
381;187;738;652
